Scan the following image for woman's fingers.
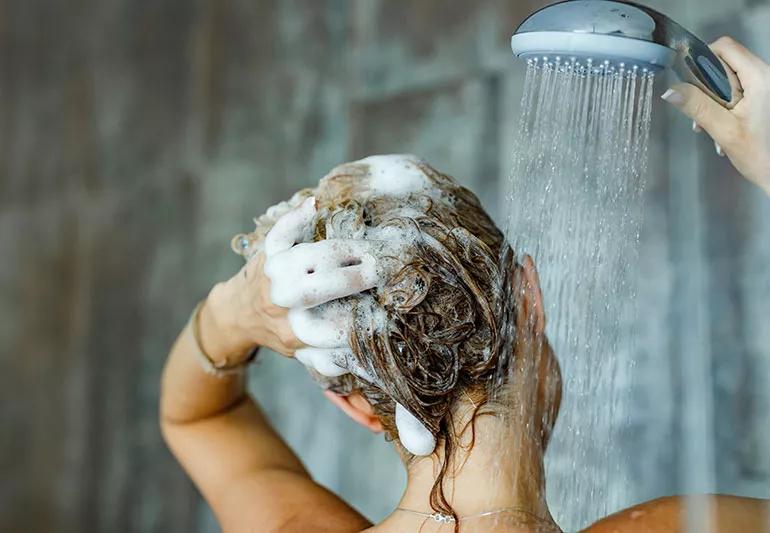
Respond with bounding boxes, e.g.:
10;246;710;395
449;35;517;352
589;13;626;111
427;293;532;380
662;84;741;150
264;239;403;308
288;294;383;348
663;36;769;191
661;35;758;148
264;196;317;257
288;300;356;348
294;346;380;384
288;293;385;382
294;347;350;377
710;36;767;89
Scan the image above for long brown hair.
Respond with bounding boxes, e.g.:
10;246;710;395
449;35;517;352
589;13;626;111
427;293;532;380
309;160;516;526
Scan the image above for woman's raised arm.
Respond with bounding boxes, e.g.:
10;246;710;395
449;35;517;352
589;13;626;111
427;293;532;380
159;199;372;532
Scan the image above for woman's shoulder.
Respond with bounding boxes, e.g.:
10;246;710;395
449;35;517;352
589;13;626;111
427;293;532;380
581;496;681;533
581;495;770;533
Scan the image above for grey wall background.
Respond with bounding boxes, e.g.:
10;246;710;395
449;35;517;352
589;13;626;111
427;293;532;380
1;0;768;532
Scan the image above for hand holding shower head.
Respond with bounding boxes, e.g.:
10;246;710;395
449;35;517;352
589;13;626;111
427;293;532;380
510;0;743;109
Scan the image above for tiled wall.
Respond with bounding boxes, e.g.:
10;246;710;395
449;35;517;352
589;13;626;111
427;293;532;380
1;1;767;532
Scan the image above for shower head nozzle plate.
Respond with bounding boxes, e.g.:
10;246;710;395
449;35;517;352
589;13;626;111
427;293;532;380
511;31;675;72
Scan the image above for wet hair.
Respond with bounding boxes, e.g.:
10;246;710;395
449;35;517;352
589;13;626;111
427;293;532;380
304;159;517;524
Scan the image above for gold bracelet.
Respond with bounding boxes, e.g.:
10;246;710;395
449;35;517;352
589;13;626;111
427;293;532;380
189;300;259;377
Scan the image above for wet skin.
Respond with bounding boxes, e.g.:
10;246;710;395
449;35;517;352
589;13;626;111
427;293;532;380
583;495;770;533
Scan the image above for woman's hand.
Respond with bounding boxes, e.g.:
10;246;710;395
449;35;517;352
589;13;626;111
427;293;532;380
196;194;401;364
200;253;304;362
661;36;770;195
195;196;321;362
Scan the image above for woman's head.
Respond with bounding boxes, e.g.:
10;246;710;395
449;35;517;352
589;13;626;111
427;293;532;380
315;157;510;424
235;154;562;518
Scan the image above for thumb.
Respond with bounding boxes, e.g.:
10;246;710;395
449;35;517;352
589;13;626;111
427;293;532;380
662;83;740;149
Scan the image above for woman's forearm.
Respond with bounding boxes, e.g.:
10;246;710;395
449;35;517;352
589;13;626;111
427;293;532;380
160;283;256;425
159;273;314;523
158;203;380;530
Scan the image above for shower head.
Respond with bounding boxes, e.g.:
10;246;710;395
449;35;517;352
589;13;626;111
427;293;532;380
510;0;743;109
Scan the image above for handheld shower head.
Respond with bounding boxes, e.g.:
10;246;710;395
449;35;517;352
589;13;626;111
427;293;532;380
510;0;743;109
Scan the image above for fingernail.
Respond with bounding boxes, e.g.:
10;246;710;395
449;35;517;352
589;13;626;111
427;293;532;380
661;88;685;105
715;142;725;157
692;121;702;133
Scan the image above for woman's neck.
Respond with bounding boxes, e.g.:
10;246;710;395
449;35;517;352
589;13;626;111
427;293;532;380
385;404;558;531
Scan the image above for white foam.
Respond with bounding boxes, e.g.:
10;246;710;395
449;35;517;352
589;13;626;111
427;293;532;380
395;403;436;456
294;347;348;377
350;295;389;335
233;191;313;259
265;239;407;309
265;240;377;308
264;197;316;257
363;223;418;245
293;346;382;386
346;357;380;385
359;154;430;195
287;300;354;348
387;206;425;220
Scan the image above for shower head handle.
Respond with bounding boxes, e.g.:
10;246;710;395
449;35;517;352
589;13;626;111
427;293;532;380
512;0;744;109
620;1;743;109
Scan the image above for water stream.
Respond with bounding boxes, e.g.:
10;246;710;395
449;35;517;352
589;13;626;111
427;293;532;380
498;58;656;529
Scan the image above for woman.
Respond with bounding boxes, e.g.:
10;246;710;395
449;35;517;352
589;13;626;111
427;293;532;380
160;37;770;532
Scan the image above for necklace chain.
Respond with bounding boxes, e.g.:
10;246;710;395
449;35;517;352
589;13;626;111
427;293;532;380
395;506;555;526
